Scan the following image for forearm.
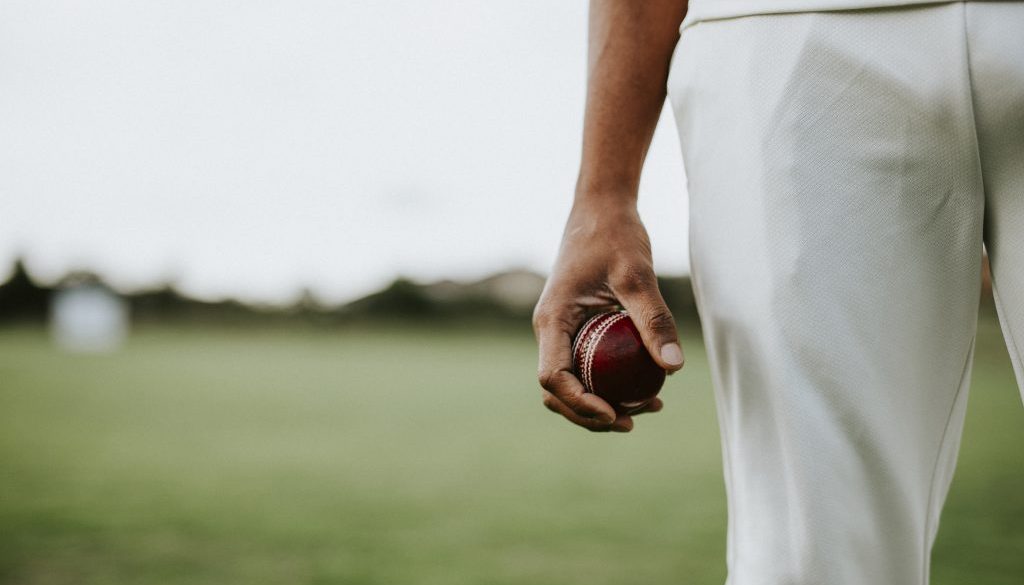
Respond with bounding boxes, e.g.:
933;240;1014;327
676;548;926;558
577;0;688;203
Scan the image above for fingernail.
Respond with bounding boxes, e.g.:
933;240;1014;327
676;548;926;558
597;413;615;425
661;343;684;367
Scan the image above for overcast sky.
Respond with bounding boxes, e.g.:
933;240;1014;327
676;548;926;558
0;0;689;305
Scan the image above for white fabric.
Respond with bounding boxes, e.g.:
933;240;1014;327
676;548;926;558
666;2;1024;583
681;0;1005;30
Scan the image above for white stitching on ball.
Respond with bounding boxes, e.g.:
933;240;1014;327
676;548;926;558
582;311;626;394
572;313;605;364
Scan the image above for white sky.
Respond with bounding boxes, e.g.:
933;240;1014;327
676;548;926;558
0;0;689;305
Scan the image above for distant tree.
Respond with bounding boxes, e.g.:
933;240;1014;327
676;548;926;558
347;278;437;318
130;286;195;321
0;259;52;323
0;261;701;328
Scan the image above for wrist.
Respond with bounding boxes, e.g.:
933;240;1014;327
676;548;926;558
573;182;640;209
567;192;641;233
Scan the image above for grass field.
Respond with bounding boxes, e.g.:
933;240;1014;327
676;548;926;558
1;313;1022;584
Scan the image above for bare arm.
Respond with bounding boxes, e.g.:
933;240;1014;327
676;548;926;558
533;0;688;432
578;0;689;197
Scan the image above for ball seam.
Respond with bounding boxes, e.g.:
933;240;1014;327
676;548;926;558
583;311;626;395
571;312;606;366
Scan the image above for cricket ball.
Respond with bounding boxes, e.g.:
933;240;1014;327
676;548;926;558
571;310;666;415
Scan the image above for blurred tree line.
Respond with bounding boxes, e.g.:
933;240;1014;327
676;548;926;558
0;258;704;329
2;255;998;330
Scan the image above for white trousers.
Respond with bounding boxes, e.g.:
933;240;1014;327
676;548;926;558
666;2;1024;583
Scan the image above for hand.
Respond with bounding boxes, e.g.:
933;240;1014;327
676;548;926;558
532;198;684;433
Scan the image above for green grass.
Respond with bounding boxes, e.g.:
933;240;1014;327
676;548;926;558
0;315;1021;584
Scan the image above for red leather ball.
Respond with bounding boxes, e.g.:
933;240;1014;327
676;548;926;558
571;310;666;415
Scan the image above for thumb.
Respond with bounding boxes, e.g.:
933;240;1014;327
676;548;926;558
617;283;685;373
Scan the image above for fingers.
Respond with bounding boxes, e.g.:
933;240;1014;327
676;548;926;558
542;391;634;432
634;397;663;415
534;310;618;427
612;267;685;373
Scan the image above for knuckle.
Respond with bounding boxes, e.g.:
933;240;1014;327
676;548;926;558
537;370;589;412
612;263;654;295
639;305;676;335
531;304;553;330
532;303;572;333
537;367;564;391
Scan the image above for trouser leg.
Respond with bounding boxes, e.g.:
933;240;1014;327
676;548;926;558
969;1;1024;395
667;4;984;583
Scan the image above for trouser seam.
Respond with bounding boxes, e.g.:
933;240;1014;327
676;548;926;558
918;8;983;583
991;284;1024;394
920;335;975;585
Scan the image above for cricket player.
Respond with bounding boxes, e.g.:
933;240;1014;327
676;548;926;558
532;1;1024;582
